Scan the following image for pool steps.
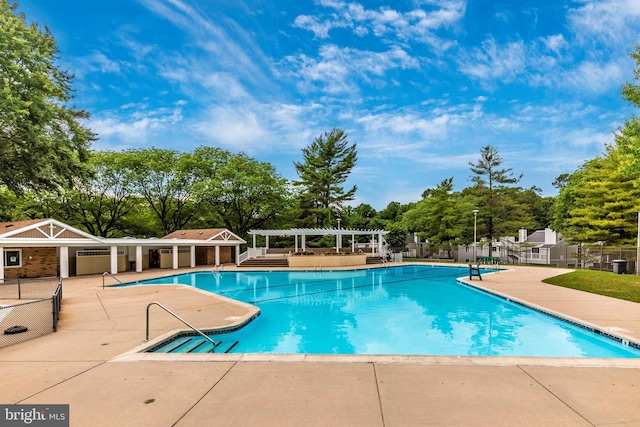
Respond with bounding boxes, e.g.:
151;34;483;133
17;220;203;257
150;336;239;354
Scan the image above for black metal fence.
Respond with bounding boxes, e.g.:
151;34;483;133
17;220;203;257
407;244;640;274
575;246;638;273
0;277;62;348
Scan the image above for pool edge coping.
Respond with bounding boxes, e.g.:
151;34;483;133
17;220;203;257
111;265;640;365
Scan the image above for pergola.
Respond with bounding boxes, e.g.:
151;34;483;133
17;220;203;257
248;228;389;255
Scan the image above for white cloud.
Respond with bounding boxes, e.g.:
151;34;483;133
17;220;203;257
541;34;568;55
71;51;121;78
560;61;625;93
280;44;419;94
90;106;184;150
567;0;640;47
293;0;465;49
457;38;526;85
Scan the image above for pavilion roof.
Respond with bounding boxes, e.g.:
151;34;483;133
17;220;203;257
249;228;388;236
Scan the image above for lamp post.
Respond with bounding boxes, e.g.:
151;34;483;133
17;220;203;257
472;209;479;262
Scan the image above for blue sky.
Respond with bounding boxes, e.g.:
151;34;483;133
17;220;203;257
19;0;640;210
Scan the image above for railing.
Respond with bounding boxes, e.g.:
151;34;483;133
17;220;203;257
0;277;63;348
239;248;268;264
145;302;218;352
0;276;59;300
102;271;124;289
52;278;62;332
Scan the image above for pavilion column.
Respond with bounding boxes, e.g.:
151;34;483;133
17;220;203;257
136;246;143;272
295;235;298;252
235;245;241;266
215;246;220;266
378;233;384;255
351;234;355;253
302;235;306;251
59;247;69;279
172;245;178;270
253;234;256;249
110;246;118;274
265;236;269;249
190;246;196;268
0;247;4;281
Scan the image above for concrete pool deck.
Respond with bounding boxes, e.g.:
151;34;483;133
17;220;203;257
0;264;639;426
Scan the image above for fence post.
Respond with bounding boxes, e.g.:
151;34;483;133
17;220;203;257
17;278;21;300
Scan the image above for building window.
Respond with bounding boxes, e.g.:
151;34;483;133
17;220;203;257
4;249;22;268
532;248;540;254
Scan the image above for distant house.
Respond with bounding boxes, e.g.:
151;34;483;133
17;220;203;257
0;218;245;280
457;228;578;267
513;228;578;267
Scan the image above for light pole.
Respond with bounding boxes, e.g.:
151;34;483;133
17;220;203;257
472;209;479;262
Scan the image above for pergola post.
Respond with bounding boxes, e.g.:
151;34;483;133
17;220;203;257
59;247;69;278
110;245;118;274
0;246;5;281
135;246;143;272
172;245;178;269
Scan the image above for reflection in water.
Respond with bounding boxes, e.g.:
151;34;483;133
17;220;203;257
136;266;640;358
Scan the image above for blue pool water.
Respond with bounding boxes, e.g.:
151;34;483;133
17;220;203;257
134;265;640;358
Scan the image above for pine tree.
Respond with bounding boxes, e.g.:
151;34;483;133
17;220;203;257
468;145;521;253
293;128;357;228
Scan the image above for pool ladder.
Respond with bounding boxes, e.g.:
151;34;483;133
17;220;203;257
102;271;124;289
145;302;219;353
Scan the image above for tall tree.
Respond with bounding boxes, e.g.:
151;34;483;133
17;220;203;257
554;146;640;244
617;45;640;186
468;145;521;253
293;128;357;227
0;1;93;196
402;178;467;256
122;148;199;235
190;147;291;238
47;151;135;237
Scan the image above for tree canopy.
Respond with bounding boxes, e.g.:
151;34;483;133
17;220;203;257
0;0;93;197
190;147;291;237
293;128;357;228
553;146;640;244
468;145;522;250
617;44;640;187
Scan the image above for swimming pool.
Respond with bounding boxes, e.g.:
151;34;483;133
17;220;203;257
135;265;640;358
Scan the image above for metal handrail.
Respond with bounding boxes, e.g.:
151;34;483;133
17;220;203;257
102;272;124;289
145;302;218;352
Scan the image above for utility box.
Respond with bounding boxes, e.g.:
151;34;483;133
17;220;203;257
612;260;627;274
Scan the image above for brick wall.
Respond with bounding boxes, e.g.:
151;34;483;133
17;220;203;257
195;247;233;265
4;247;58;278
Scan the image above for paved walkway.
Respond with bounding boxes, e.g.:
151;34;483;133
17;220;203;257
1;265;639;426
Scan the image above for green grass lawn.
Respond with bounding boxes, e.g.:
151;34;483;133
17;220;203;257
542;270;640;303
